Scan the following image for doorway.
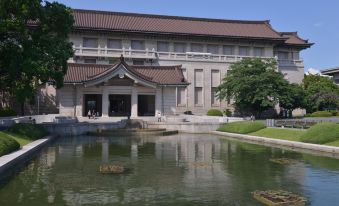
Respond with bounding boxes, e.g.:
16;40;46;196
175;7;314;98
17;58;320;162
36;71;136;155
138;95;155;116
109;95;131;116
83;94;102;117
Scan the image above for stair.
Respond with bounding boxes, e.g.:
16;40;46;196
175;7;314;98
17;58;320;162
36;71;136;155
88;128;178;137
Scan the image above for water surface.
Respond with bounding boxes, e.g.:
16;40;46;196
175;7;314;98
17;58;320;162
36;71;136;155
0;134;339;205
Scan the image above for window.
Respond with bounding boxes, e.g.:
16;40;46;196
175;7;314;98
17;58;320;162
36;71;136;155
211;87;219;106
194;87;203;105
107;39;122;49
131;40;145;50
132;60;144;65
84;58;96;64
239;46;250;56
177;87;186;106
223;45;234;55
291;52;299;60
254;47;264;57
174;43;186;53
83;37;98;48
157;41;169;52
335;79;339;84
191;43;203;52
194;69;203;87
207;45;219;54
277;51;289;59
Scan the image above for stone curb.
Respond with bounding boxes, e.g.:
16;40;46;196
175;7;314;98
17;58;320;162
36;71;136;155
0;135;56;176
212;131;339;154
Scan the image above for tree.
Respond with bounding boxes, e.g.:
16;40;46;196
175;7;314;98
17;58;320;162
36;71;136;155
279;83;306;110
302;75;339;112
217;58;293;117
0;0;74;115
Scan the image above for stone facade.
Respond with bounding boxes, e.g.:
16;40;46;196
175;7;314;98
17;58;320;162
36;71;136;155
54;9;312;117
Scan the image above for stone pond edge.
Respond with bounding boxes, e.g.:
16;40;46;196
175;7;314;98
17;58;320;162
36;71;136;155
0;135;56;176
211;131;339;154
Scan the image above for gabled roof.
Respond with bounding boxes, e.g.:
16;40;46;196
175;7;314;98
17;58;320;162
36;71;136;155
64;56;188;87
280;32;313;48
72;9;286;41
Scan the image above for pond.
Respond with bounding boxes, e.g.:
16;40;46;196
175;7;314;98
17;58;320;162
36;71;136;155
0;134;339;205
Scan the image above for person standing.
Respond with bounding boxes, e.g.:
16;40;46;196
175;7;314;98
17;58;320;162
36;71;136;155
87;110;91;119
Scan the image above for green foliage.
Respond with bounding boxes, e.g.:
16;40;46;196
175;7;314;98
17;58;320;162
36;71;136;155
0;134;20;156
207;109;223;116
0;0;74;114
300;122;339;144
303;75;339;112
279;83;306;110
7;123;48;140
217;58;297;117
223;109;232;116
0;107;17;117
217;121;266;134
309;111;333;117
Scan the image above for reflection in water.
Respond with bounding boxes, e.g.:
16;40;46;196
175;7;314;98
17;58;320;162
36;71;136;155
0;134;339;205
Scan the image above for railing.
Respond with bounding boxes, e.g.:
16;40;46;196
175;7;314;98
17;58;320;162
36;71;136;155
73;46;303;66
73;46;157;59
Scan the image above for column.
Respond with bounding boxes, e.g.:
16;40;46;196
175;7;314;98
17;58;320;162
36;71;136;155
102;88;109;117
155;87;163;116
131;88;138;117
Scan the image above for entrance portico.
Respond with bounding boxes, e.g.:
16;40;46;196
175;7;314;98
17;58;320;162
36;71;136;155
59;55;189;117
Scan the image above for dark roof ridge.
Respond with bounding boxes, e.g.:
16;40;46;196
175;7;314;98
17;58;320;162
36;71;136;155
73;8;270;25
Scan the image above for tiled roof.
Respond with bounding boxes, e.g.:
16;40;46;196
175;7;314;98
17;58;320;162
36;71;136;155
72;9;285;40
64;60;188;86
321;67;339;75
280;32;313;46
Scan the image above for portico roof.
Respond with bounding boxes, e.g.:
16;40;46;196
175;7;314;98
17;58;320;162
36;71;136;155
64;56;189;87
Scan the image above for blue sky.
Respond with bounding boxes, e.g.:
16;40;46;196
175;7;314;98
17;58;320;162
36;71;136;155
55;0;339;71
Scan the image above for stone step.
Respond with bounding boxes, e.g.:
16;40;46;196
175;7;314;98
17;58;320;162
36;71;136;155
88;128;177;137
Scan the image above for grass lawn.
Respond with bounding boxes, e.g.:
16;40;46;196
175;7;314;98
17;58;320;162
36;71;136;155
0;131;32;146
325;140;339;147
249;128;305;142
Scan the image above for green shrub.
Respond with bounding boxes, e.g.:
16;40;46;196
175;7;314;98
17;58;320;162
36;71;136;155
217;121;266;134
0;107;17;117
309;111;333;117
300;122;339;144
0;135;20;156
207;109;223;116
224;109;232;117
330;110;338;116
7;123;48;140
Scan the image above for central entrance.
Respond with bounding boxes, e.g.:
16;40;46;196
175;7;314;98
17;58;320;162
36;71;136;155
138;95;155;116
109;95;131;116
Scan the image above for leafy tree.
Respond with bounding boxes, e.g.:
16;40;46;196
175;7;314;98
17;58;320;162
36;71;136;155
279;83;306;110
217;58;294;118
0;0;74;114
302;75;339;112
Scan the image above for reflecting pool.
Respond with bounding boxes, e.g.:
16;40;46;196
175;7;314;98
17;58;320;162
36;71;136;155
1;134;339;205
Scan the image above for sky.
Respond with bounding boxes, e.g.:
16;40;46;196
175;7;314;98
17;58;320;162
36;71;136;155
55;0;339;72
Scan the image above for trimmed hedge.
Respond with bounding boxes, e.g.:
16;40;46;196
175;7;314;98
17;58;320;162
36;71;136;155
217;121;266;134
300;122;339;144
0;135;20;156
0;107;17;117
309;111;333;117
7;123;48;140
207;109;223;116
